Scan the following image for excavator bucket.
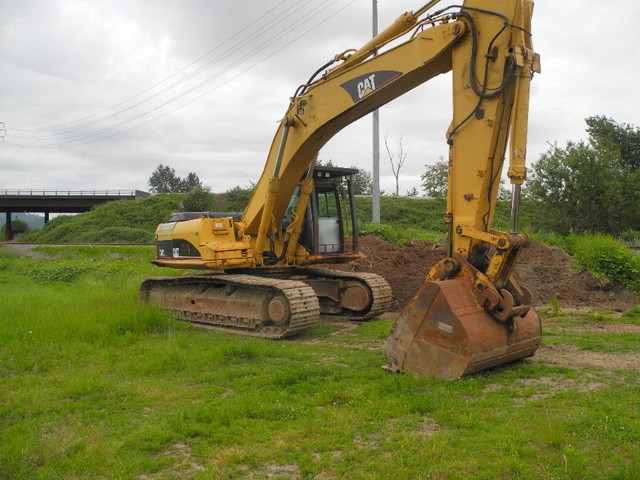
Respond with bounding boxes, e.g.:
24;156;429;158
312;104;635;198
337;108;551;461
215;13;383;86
385;260;541;380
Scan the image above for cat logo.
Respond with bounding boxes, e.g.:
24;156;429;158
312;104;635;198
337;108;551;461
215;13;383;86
357;74;377;98
340;70;402;103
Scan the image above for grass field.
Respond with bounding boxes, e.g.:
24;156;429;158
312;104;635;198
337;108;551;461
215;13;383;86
0;245;638;480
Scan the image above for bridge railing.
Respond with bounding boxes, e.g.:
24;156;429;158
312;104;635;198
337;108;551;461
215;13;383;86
0;189;147;197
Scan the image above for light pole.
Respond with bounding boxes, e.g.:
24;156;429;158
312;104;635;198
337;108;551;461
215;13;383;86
372;0;381;223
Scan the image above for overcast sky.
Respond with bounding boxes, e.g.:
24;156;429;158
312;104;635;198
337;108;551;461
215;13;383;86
1;0;639;195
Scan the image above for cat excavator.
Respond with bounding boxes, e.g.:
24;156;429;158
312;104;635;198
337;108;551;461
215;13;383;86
140;0;542;379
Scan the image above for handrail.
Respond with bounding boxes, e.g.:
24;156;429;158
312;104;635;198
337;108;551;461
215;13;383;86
0;189;147;197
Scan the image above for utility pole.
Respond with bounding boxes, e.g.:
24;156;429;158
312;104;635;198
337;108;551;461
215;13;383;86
372;0;381;223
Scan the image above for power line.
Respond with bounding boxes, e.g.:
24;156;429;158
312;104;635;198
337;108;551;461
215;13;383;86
57;0;360;148
7;0;357;148
8;0;295;135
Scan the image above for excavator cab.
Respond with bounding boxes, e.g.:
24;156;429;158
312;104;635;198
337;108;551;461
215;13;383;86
295;165;360;261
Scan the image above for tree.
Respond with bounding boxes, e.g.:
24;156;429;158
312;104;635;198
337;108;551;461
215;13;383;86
384;134;407;196
148;164;202;193
1;219;29;238
405;186;419;197
182;185;214;211
317;160;372;195
498;179;512;202
180;172;202;192
420;158;448;198
148;164;181;193
528;133;640;235
350;166;373;195
586;115;640;171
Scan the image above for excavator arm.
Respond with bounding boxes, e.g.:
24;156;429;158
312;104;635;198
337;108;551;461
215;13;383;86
247;0;538;272
242;12;465;241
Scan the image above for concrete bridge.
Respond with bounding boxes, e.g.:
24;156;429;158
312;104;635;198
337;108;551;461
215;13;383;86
1;189;149;240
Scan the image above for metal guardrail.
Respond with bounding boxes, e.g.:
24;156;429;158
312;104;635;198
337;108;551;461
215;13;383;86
0;189;147;197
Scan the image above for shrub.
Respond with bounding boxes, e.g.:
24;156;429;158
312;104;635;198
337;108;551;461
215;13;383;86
215;185;253;212
183;186;214;211
360;223;402;243
566;234;640;290
20;194;182;244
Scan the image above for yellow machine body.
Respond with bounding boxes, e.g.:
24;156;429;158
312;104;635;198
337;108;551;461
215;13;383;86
146;0;542;377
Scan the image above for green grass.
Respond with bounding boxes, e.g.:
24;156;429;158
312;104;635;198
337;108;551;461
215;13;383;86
0;245;638;479
359;222;444;243
543;331;640;353
539;304;640;326
354;195;535;237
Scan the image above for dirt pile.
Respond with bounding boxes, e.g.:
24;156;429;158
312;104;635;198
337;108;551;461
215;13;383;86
516;241;638;310
332;236;639;312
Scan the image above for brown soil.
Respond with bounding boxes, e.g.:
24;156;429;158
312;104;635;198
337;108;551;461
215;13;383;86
333;236;446;310
515;241;639;311
330;236;639;312
543;322;640;335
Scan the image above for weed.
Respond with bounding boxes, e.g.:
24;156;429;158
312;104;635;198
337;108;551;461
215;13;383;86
622;304;640;323
548;298;563;315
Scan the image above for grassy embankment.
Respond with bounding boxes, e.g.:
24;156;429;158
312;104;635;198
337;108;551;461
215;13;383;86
0;245;638;479
18;192;639;291
19;192;527;245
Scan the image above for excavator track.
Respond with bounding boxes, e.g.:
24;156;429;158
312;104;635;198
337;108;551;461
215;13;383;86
242;267;392;320
296;268;392;320
140;274;320;339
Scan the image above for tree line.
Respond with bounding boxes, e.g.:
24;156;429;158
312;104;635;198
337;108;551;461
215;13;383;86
420;115;639;236
149;115;639;237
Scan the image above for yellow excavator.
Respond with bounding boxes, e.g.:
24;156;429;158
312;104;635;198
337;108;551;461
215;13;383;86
140;0;542;379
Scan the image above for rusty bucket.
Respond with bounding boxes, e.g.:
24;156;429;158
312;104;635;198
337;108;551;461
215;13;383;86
385;272;541;380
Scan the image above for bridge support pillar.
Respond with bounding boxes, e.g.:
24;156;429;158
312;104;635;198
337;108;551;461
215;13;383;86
4;212;11;241
44;212;50;223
